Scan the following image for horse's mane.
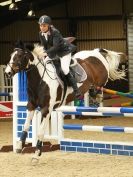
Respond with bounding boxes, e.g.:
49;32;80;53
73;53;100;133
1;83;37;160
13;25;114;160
105;50;126;80
32;44;45;59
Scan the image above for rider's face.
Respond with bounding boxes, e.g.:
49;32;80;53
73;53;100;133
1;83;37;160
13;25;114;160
40;24;49;33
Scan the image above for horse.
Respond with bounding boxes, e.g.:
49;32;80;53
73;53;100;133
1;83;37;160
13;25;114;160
5;41;127;163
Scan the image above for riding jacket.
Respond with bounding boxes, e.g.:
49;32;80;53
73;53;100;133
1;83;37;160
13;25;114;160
39;26;76;59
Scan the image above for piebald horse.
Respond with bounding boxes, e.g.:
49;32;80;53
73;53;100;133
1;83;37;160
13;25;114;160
5;41;126;162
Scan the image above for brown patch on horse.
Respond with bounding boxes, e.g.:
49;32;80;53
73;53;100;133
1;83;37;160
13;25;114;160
66;56;108;104
27;102;36;111
53;85;63;109
38;83;51;117
83;57;108;85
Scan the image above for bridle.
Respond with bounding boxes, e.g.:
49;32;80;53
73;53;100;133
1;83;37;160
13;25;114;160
7;48;29;74
6;61;17;75
7;48;41;73
8;47;57;81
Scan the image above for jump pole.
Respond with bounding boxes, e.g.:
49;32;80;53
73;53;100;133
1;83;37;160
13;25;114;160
0;92;13;96
56;106;133;156
97;87;133;99
108;101;133;107
56;106;133;113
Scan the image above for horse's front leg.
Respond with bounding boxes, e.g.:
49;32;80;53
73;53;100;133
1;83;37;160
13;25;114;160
32;107;51;162
16;110;35;153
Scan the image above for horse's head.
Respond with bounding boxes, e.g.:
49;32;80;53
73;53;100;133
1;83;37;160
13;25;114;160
5;41;34;77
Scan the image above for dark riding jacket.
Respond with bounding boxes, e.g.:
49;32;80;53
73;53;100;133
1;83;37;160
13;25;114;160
39;26;76;59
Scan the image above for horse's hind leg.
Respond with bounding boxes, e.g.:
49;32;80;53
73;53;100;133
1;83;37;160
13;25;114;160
16;110;35;153
89;85;103;106
96;89;103;106
89;85;97;106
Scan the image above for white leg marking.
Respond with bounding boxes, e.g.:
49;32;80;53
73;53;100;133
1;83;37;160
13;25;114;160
37;115;50;141
23;110;35;131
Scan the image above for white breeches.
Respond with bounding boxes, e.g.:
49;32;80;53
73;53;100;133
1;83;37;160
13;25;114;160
60;53;71;75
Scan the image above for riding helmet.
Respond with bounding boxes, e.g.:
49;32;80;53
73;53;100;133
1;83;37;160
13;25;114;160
38;15;52;25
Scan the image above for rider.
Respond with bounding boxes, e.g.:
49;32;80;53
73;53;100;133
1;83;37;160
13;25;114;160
38;15;81;98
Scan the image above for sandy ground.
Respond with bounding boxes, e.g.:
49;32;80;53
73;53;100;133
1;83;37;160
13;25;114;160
0;97;133;177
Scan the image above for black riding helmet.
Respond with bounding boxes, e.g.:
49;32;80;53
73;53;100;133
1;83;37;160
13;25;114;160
38;15;52;25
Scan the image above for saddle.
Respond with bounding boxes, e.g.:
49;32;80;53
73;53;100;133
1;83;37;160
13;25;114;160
70;59;87;83
51;57;87;86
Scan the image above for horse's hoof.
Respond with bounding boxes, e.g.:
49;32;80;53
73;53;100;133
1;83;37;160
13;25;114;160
15;149;22;153
31;149;41;165
31;156;39;165
15;141;23;153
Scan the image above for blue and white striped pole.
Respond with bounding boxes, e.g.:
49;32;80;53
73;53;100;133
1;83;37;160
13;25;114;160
63;124;133;133
56;106;133;114
62;111;133;117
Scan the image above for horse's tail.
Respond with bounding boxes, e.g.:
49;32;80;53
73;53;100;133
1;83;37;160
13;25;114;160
109;69;126;81
106;51;127;80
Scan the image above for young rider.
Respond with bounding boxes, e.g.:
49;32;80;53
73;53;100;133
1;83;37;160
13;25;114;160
38;15;81;98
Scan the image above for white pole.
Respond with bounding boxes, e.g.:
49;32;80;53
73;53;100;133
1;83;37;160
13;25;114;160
32;110;40;146
13;74;18;152
57;111;64;143
97;91;104;107
84;92;89;106
70;101;75;119
51;111;58;137
44;116;50;137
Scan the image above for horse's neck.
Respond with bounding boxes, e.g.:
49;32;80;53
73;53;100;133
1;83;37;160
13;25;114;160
31;56;56;81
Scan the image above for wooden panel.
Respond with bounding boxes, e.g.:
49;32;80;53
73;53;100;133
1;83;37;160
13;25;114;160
127;16;133;91
52;20;69;36
0;43;12;65
0;21;39;41
77;40;126;53
68;0;122;16
77;20;125;39
36;2;66;17
125;0;133;13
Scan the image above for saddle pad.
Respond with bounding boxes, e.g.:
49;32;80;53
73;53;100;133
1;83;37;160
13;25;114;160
70;62;87;83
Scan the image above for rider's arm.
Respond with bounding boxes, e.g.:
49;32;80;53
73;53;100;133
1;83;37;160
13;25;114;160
46;29;64;57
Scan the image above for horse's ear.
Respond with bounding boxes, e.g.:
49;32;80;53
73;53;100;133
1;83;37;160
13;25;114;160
25;52;34;62
15;40;24;49
25;43;34;61
25;43;34;51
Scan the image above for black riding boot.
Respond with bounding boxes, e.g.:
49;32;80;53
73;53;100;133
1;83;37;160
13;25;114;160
66;73;81;98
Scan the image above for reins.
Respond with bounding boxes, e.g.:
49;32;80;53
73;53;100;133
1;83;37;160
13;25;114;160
26;56;57;85
44;60;57;80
